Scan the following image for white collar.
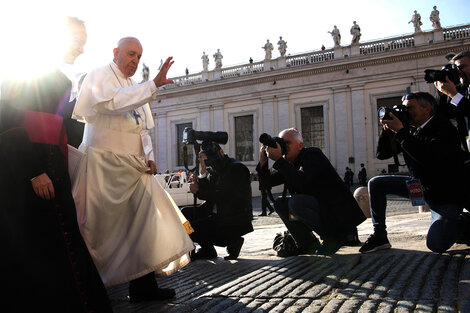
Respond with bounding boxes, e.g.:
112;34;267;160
109;62;128;80
418;115;433;130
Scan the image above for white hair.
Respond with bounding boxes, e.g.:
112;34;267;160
278;127;303;143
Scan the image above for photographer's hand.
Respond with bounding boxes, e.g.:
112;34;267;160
189;182;199;194
198;151;208;175
381;113;404;133
434;76;458;98
266;142;283;161
259;145;268;167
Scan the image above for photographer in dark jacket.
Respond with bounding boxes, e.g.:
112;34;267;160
182;141;253;260
257;127;366;256
434;50;470;152
360;92;468;254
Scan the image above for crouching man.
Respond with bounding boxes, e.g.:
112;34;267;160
182;141;254;260
257;127;366;256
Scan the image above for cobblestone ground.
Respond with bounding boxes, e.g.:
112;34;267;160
106;195;470;312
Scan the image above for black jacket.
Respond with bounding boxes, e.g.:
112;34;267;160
435;84;470;152
394;115;468;204
257;147;366;237
196;155;254;236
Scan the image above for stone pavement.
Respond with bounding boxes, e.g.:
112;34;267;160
107;196;470;312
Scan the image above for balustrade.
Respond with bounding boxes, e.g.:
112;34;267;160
165;24;469;88
444;25;470;40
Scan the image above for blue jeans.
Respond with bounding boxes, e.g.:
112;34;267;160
274;194;323;248
368;175;462;253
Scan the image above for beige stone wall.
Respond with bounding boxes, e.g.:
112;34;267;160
152;25;470;180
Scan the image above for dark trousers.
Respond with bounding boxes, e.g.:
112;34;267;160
368;175;463;253
182;203;239;249
274;195;323;248
260;188;274;214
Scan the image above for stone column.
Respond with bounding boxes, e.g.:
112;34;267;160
350;85;367;175
156;112;168;172
212;104;224;131
199;105;211;131
276;95;290;133
261;97;275;136
332;87;348;170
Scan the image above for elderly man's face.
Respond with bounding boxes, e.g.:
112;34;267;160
63;23;87;65
281;132;304;163
113;39;142;78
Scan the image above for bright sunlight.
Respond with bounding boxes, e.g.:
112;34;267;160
1;13;70;80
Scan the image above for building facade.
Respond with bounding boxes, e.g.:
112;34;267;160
150;24;470;179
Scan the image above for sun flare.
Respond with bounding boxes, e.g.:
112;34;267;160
1;14;70;81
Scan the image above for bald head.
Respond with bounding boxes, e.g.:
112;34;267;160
113;37;143;77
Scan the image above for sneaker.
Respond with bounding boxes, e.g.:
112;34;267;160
359;234;391;254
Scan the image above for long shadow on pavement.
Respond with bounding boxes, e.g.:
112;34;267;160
108;248;470;312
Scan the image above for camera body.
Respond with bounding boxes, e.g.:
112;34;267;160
424;63;460;85
259;133;287;155
182;127;228;145
378;104;410;125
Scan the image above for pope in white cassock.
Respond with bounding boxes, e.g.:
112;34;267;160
72;37;194;302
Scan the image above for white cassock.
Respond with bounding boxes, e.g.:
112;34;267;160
72;62;194;287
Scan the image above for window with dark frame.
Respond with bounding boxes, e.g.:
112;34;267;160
301;106;325;151
234;115;254;161
176;123;194;167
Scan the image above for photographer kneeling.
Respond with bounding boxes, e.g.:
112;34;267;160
181;141;253;260
257;128;366;256
360;92;468;254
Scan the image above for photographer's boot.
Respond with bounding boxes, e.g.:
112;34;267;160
224;237;244;260
457;212;470;245
343;227;361;246
190;245;217;261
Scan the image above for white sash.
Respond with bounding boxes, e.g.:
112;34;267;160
82;124;143;157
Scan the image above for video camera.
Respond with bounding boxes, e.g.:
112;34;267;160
424;63;460;85
378;104;410;126
259;133;287;155
182;127;228;146
182;127;229;170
